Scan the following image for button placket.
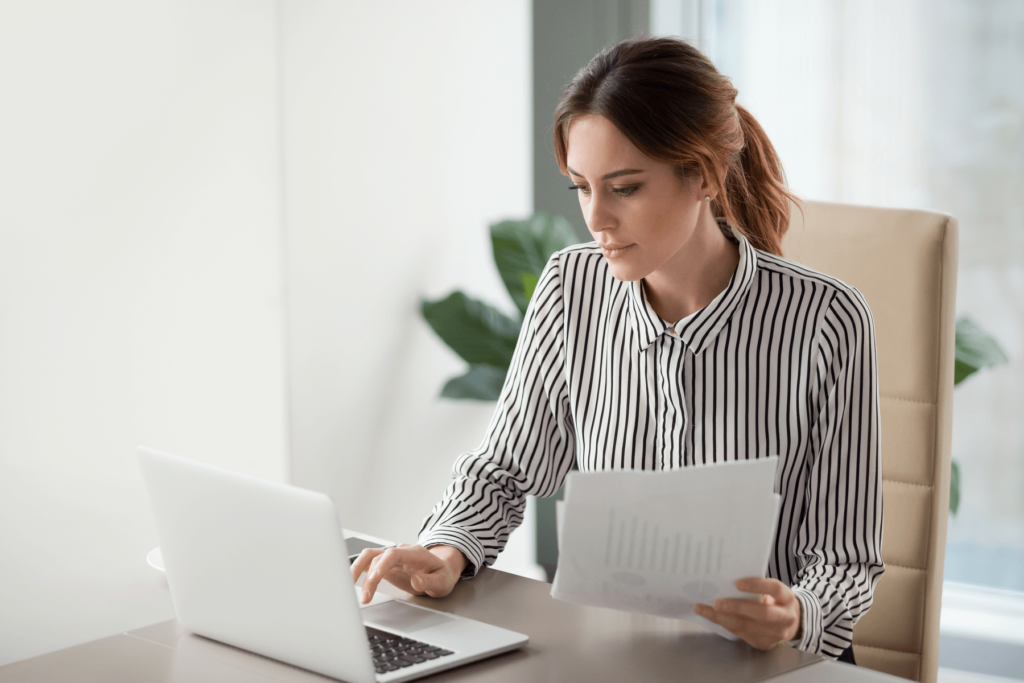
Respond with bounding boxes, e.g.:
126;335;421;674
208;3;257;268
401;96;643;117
656;330;689;470
652;340;668;469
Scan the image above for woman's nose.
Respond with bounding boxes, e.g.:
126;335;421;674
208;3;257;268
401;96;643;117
586;192;616;234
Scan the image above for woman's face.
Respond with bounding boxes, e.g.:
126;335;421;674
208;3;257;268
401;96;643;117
565;114;709;282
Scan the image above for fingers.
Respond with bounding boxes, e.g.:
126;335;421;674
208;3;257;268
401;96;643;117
415;567;458;598
352;544;463;605
351;547;386;583
735;577;793;604
356;545;457;604
407;568;452;597
361;547;404;604
711;598;777;623
695;604;776;650
695;604;753;635
695;580;802;651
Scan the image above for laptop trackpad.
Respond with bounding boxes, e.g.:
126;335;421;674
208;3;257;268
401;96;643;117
362;601;457;633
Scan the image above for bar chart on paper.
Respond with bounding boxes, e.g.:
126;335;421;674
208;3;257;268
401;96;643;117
603;509;727;603
551;458;782;634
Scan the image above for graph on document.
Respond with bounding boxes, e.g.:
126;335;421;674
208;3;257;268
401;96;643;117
603;508;724;576
551;460;781;622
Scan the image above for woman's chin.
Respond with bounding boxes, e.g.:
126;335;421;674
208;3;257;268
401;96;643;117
603;257;646;283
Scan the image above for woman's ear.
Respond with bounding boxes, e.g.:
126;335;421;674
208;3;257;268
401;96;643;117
698;175;716;203
674;168;705;197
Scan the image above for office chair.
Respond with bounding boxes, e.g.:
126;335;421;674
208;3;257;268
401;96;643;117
782;201;958;682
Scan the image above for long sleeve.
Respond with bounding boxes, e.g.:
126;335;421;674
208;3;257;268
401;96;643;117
791;286;885;658
418;257;575;577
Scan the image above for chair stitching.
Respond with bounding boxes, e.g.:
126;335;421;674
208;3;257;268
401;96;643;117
880;395;935;406
882;478;932;489
883;563;926;572
852;642;921;656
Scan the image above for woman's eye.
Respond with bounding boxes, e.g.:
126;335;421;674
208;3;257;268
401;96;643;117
568;184;591;196
613;185;639;197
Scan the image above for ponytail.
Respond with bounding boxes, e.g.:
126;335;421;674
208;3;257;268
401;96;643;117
718;105;798;256
553;37;800;257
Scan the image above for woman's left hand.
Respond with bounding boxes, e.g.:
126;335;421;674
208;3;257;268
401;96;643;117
694;578;802;650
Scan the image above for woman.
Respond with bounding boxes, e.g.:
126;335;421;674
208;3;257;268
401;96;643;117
353;37;883;663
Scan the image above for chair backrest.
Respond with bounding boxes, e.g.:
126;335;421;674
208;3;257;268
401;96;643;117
781;201;958;683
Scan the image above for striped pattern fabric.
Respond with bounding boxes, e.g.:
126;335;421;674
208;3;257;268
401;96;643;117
419;223;884;658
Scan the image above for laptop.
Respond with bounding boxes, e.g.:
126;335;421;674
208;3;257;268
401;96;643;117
137;446;528;682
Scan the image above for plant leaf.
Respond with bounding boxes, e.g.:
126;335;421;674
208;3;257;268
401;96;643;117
949;459;960;516
491;213;578;315
522;273;540;303
421;291;521;368
954;316;1008;385
440;364;507;401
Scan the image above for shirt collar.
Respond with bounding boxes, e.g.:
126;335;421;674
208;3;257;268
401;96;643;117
627;222;757;355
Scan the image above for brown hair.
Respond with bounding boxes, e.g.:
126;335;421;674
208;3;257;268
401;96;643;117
553;36;798;256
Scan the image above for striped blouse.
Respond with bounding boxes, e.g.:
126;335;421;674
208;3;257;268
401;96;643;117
418;222;884;658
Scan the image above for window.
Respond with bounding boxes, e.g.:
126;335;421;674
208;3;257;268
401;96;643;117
652;0;1024;671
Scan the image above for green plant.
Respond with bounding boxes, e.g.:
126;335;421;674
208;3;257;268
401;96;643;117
950;315;1009;515
421;214;578;401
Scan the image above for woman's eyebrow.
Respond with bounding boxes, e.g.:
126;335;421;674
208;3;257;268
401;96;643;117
602;168;644;179
566;166;645;180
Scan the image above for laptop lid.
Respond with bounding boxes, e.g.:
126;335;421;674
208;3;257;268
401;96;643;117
137;446;377;683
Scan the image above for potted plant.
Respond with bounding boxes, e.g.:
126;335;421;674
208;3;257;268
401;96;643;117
421;213;578;580
950;316;1008;515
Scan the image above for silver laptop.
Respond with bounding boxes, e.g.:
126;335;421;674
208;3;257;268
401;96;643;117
137;446;528;683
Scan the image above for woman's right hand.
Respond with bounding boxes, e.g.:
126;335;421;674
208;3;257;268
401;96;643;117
351;543;467;604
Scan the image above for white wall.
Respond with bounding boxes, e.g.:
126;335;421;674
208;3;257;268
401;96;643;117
0;1;287;665
0;0;540;666
0;0;539;667
282;1;536;557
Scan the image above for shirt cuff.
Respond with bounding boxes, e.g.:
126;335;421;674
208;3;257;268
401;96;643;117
791;586;823;654
418;525;486;579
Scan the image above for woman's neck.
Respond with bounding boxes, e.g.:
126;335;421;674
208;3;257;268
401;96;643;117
642;211;740;324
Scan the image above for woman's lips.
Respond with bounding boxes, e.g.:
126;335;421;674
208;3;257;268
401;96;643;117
600;243;634;259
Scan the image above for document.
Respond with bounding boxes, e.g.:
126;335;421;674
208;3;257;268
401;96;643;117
550;457;781;640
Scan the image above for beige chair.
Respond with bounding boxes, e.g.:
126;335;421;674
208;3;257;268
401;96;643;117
781;201;958;682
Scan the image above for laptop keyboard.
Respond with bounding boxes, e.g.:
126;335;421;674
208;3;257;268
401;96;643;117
366;626;454;675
